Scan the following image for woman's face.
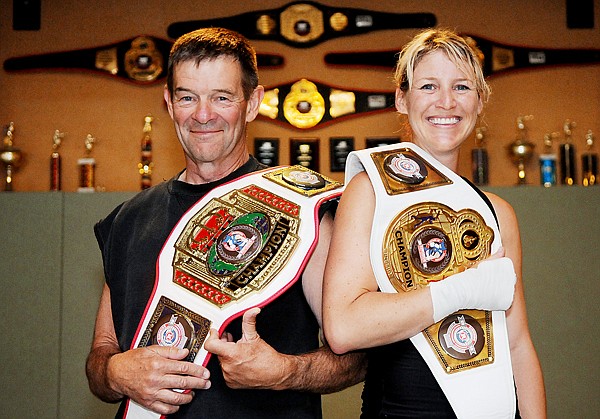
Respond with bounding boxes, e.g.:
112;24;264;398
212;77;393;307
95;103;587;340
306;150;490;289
396;50;482;160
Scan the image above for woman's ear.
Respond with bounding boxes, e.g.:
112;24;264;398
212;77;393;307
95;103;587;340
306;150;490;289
395;87;408;114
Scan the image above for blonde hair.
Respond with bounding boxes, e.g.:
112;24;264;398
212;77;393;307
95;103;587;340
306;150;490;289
394;29;490;103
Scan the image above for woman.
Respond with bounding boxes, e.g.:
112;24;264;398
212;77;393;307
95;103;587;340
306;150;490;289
322;29;546;418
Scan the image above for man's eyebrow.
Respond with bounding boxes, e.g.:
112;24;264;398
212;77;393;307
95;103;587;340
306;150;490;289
213;88;238;95
174;87;195;94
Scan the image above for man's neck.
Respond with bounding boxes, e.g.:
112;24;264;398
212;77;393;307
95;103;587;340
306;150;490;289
180;153;250;184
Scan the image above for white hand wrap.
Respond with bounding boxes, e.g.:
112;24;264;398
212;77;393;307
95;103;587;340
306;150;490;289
429;257;517;323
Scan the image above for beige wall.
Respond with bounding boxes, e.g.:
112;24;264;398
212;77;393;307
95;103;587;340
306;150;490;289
1;0;599;192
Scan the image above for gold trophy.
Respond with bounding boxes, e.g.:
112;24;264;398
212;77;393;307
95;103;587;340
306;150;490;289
507;115;535;185
1;122;23;191
78;134;96;192
138;115;154;190
50;130;65;191
582;130;597;186
559;120;577;185
471;126;489;186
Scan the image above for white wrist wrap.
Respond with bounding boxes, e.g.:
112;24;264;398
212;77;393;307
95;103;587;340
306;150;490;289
429;257;517;323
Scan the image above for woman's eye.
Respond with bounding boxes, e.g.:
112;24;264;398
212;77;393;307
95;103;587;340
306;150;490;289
419;84;435;91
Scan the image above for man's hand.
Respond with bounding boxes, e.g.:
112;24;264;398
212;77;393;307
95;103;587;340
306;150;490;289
204;307;293;390
107;345;211;415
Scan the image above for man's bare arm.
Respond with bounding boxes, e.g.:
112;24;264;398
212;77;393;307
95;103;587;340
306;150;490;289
204;308;366;393
85;283;125;403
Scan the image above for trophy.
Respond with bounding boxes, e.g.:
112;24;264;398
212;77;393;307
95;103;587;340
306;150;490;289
78;134;96;192
50;130;65;191
538;132;558;187
582;130;598;186
0;122;23;191
507;115;535;185
471;126;489;186
138;115;154;190
559;120;576;185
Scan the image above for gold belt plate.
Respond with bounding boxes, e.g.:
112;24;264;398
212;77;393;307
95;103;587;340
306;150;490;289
172;185;301;307
382;202;494;291
424;309;494;373
370;147;452;195
137;295;211;362
382;201;495;372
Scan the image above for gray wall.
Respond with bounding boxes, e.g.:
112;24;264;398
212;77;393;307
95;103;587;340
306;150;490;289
0;187;598;418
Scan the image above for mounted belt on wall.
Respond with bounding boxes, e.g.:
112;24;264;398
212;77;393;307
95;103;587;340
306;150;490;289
258;78;395;129
167;1;436;48
3;36;283;84
324;33;600;77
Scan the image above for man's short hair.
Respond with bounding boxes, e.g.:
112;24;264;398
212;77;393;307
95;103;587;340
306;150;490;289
167;27;259;100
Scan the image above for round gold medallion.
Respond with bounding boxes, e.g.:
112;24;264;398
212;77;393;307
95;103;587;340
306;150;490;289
124;37;163;82
283;79;325;129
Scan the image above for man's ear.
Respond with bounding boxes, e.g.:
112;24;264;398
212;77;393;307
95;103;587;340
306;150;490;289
395;87;408;114
164;85;174;119
246;85;265;122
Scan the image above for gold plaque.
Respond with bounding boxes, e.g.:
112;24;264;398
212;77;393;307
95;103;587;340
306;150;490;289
371;147;452;195
95;47;118;75
424;309;494;373
138;296;211;362
329;89;356;118
329;12;349;31
280;3;324;44
259;88;280;120
124;37;164;82
283;79;326;129
263;164;341;197
491;45;515;73
256;14;277;35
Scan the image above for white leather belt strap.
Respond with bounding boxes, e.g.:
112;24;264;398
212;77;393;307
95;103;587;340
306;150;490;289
123;165;343;419
346;143;516;419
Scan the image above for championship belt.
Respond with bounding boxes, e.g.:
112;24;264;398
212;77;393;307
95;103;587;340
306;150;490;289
259;78;394;129
325;33;600;78
3;36;283;85
123;165;343;419
167;2;436;48
345;143;516;418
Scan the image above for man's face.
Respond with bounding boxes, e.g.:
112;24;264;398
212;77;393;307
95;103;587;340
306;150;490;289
164;56;263;171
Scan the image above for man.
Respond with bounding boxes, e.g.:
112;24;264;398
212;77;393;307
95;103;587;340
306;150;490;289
85;27;365;418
